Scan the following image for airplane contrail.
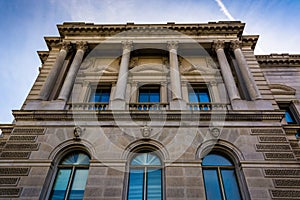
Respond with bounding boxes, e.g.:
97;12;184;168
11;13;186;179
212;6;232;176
215;0;235;21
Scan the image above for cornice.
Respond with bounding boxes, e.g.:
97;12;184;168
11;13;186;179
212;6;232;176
256;54;300;67
57;21;245;38
241;35;259;50
44;37;61;50
12;110;283;122
37;51;49;64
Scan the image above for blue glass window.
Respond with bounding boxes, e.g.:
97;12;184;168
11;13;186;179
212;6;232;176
89;88;110;103
189;87;210;103
128;152;162;200
202;153;242;200
285;110;296;124
49;152;90;200
139;86;160;103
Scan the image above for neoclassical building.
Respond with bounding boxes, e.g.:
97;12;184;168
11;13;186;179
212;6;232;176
0;21;299;199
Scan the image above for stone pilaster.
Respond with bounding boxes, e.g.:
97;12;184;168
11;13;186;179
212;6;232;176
58;41;88;101
213;40;241;101
38;42;71;100
210;81;220;102
231;40;262;100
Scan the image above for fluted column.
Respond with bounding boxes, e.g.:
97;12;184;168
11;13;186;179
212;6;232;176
58;41;88;101
231;40;262;100
38;42;71;100
113;41;133;100
167;41;182;100
213;40;241;101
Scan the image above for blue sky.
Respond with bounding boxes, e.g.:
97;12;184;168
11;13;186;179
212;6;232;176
1;0;300;123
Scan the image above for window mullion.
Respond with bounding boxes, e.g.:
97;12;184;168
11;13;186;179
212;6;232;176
144;167;147;200
218;167;227;200
64;166;75;200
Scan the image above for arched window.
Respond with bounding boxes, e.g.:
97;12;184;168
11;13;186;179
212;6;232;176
128;151;162;200
202;153;242;200
49;151;90;200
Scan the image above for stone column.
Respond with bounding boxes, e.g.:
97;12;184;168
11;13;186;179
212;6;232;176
231;40;262;100
167;41;182;100
58;41;88;101
38;42;71;100
113;41;133;100
213;40;241;101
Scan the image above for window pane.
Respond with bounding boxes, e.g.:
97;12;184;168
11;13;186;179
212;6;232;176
203;169;222;200
131;153;161;166
149;92;160;103
89;88;110;103
68;169;89;200
128;169;144;200
147;169;162;200
61;152;90;165
285;111;296;124
202;154;233;166
221;169;242;200
189;92;198;103
50;169;72;200
139;90;149;102
199;91;210;102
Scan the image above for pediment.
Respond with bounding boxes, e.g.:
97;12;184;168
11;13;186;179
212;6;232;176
130;63;168;74
269;84;296;95
80;57;119;73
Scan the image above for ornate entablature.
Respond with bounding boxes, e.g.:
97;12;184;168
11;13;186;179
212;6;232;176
257;54;300;66
57;21;245;38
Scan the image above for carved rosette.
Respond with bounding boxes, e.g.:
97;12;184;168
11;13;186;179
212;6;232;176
212;40;225;51
230;40;242;50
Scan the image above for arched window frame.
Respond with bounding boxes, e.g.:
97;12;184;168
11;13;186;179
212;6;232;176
125;146;165;200
47;149;91;200
201;148;250;200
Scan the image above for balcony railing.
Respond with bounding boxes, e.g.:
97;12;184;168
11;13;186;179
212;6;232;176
68;102;109;110
187;103;228;110
128;103;169;110
67;102;227;111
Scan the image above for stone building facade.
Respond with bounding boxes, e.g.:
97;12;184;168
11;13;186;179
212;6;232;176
0;21;299;199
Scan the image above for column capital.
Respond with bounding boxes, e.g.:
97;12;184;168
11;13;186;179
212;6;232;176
213;40;225;51
60;42;72;51
230;40;242;50
167;41;179;51
76;41;88;51
122;40;133;51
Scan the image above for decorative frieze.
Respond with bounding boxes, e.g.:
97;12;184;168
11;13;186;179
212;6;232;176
270;190;300;199
264;169;300;178
0;152;30;159
12;128;45;135
0;178;19;186
0;168;30;176
274;179;300;187
256;144;291;152
258;136;287;143
251;128;284;135
264;153;295;160
0;188;21;197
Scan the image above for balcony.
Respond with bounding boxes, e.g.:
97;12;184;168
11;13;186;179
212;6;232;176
187;103;228;110
68;102;109;110
67;102;228;111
